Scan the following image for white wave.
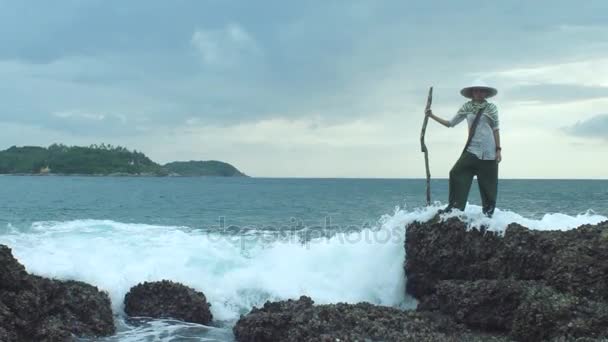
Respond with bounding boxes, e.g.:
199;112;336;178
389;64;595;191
0;210;423;321
436;204;606;233
0;204;605;326
83;318;230;342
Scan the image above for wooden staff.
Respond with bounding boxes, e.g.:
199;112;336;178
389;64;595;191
420;87;433;206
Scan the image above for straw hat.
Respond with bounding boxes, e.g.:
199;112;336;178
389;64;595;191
460;79;497;99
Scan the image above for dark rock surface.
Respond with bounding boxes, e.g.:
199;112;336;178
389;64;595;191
406;218;608;341
419;279;608;341
405;218;608;301
233;296;510;342
124;280;212;325
0;244;115;341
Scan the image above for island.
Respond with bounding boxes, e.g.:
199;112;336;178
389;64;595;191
0;144;248;177
164;161;246;177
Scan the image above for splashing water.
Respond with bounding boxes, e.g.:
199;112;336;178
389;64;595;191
1;204;606;341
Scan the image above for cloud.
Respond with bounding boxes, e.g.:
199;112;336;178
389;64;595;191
125;115;428;177
479;58;608;87
52;109;130;124
44;110;141;136
191;23;261;67
564;114;608;140
0;1;608;177
503;84;608;104
557;24;608;33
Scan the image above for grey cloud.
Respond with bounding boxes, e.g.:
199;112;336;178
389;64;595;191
0;2;219;63
564;114;608;140
191;23;262;67
48;112;137;136
504;84;608;104
9;109;144;137
1;0;608;134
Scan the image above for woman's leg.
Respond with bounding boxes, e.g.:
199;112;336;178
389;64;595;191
448;152;476;211
477;160;499;216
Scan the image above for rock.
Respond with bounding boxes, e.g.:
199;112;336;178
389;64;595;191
405;218;608;341
124;280;212;325
0;244;115;341
0;244;28;289
405;218;504;298
511;284;608;341
405;218;608;301
418;279;524;331
233;296;510;342
419;279;608;341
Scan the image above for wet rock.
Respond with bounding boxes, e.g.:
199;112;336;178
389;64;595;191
0;244;115;341
405;218;504;298
418;279;525;331
233;296;510;342
124;280;212;325
0;244;28;289
511;284;608;341
405;218;608;341
419;279;608;341
405;218;608;301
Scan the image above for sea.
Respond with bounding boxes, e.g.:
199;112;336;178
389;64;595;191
1;176;607;341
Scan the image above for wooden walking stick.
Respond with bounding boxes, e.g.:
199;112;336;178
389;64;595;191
420;87;433;206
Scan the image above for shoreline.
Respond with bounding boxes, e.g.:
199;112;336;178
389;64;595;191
0;173;250;178
2;174;608;180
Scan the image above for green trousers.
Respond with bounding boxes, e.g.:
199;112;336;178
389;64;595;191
448;152;498;215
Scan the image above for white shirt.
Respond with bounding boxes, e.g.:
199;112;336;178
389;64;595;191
449;101;499;160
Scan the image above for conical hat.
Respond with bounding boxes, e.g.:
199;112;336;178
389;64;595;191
460;79;497;99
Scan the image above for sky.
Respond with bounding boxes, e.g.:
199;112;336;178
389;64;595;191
0;0;607;178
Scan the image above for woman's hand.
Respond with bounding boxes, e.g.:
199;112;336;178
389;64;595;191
496;149;502;163
426;110;451;127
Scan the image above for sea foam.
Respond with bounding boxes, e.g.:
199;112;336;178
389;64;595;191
1;204;605;326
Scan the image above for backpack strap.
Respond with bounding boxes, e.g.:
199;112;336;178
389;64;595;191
462;107;485;154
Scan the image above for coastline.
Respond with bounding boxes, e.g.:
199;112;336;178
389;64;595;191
6;217;607;340
0;173;250;177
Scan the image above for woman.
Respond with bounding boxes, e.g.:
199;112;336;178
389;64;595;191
426;80;501;217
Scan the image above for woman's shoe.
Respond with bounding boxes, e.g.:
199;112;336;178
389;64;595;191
437;205;454;215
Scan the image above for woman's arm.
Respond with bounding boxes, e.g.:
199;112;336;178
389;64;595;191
493;129;502;163
425;109;452;127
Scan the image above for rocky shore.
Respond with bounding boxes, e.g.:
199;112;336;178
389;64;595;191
0;245;115;341
405;217;608;341
2;216;608;341
233;295;510;342
0;245;214;341
233;217;608;341
124;280;213;324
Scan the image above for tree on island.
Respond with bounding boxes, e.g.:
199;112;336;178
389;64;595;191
0;144;247;177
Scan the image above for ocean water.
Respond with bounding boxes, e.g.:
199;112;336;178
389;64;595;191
0;176;607;341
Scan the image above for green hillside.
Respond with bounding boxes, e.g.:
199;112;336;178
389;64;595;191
164;160;247;177
0;144;246;177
